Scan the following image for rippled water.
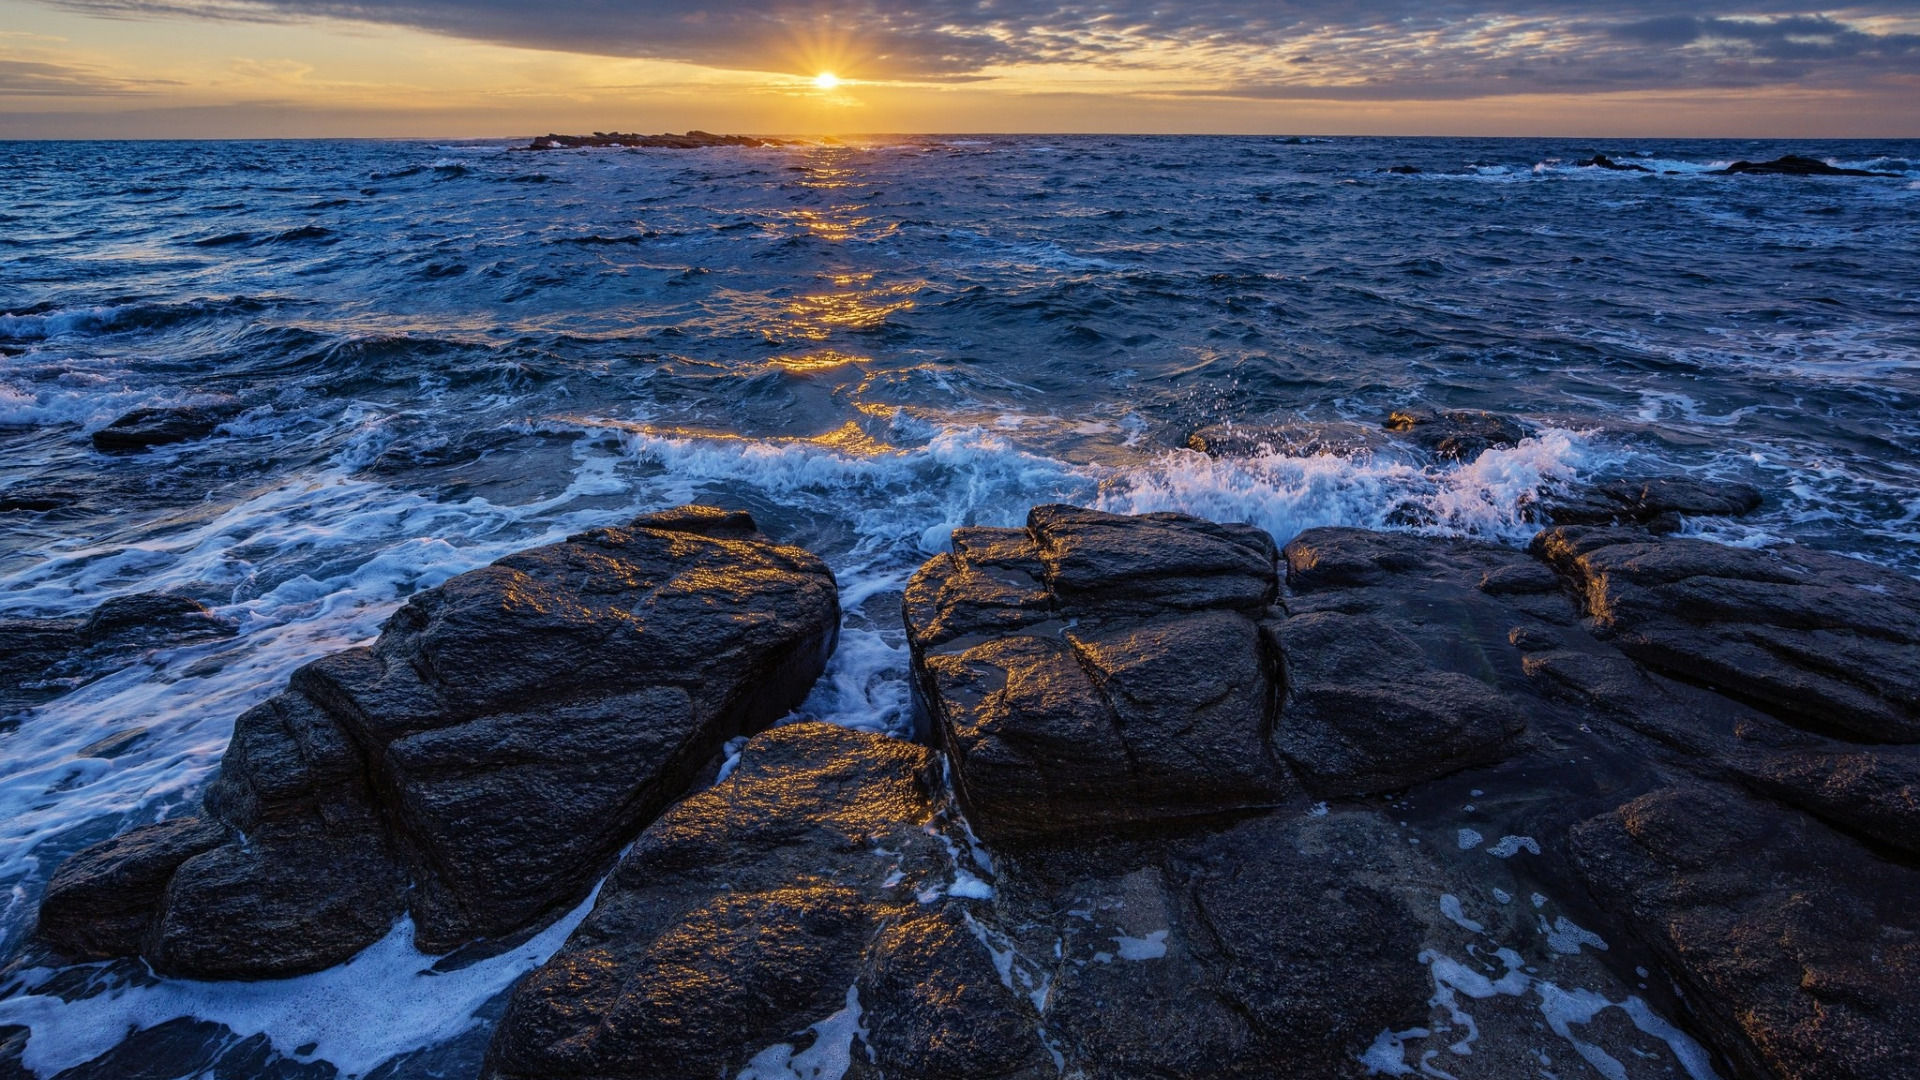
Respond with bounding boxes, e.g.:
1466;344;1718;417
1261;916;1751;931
1;135;1917;1077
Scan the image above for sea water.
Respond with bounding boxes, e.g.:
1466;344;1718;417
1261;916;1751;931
1;135;1916;1077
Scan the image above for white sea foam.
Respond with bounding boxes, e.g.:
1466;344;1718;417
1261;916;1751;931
0;894;594;1079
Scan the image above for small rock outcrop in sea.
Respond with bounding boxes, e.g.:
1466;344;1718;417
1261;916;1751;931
35;506;839;977
1381;406;1529;460
1183;420;1389;459
1711;154;1900;177
1524;475;1762;531
1576;154;1653;172
520;130;791;151
90;400;242;451
0;593;234;710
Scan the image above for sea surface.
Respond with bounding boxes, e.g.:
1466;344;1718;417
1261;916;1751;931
1;135;1917;1078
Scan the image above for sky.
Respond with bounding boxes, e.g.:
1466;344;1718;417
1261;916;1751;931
1;0;1916;137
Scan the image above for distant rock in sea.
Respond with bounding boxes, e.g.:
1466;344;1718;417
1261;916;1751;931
1576;154;1653;172
519;130;797;151
1712;154;1900;177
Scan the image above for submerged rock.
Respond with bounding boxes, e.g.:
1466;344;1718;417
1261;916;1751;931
1381;407;1529;461
36;506;840;977
91;401;242;451
0;592;233;710
1712;155;1900;177
1183;420;1388;459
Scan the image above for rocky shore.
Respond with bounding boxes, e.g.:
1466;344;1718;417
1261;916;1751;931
21;480;1920;1077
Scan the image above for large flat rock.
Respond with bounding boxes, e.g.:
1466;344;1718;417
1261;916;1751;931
1535;526;1920;741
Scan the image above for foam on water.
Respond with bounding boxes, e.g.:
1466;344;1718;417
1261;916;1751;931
0;893;595;1078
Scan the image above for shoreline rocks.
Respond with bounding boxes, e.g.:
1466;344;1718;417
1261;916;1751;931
28;497;1920;1080
35;506;839;977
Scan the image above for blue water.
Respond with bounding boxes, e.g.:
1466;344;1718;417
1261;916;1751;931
1;135;1917;1077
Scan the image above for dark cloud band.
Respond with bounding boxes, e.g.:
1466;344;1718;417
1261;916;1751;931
38;0;1920;92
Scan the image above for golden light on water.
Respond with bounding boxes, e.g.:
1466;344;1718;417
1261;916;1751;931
814;72;841;90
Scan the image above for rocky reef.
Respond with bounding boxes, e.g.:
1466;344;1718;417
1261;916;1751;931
35;506;839;977
26;496;1920;1079
519;131;793;151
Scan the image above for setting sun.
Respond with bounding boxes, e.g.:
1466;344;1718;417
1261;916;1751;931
813;72;841;89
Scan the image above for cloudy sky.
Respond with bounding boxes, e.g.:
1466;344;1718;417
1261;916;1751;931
1;0;1916;136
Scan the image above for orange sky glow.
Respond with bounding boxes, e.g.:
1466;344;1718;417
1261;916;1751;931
1;0;1915;137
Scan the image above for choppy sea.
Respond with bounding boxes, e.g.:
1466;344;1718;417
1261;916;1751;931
1;135;1917;1078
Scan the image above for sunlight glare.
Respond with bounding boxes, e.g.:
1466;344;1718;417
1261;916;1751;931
814;72;841;89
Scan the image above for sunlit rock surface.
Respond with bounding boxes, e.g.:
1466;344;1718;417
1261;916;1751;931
35;506;839;978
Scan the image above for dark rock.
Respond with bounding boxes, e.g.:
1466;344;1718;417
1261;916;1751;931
1534;527;1920;741
1712;154;1900;177
1386;165;1422;174
1184;421;1388;459
1576;154;1653;172
1023;809;1434;1079
0;483;82;512
1267;608;1526;795
1527;475;1762;528
1382;407;1529;461
0;592;233;710
521;130;794;151
91;401;242;451
481;723;1042;1080
81;592;232;647
1571;783;1920;1080
906;506;1293;843
37;506;840;977
37;817;230;960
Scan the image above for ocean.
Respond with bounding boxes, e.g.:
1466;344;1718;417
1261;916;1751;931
1;134;1917;1077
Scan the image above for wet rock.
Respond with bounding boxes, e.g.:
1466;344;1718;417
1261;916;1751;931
1571;783;1920;1080
1017;810;1434;1079
1712;155;1900;178
1385;165;1422;174
1184;421;1388;459
906;505;1293;843
1576;154;1653;172
1534;527;1920;741
1527;475;1762;529
482;723;1044;1080
37;818;231;960
0;592;233;710
0;483;82;512
81;592;232;647
36;506;840;977
1268;608;1526;795
91;401;242;451
1381;407;1529;461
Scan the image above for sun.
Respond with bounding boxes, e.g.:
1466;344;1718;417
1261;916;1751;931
813;72;841;90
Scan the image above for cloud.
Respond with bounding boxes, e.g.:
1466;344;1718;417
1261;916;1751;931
34;0;1920;94
0;55;171;95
